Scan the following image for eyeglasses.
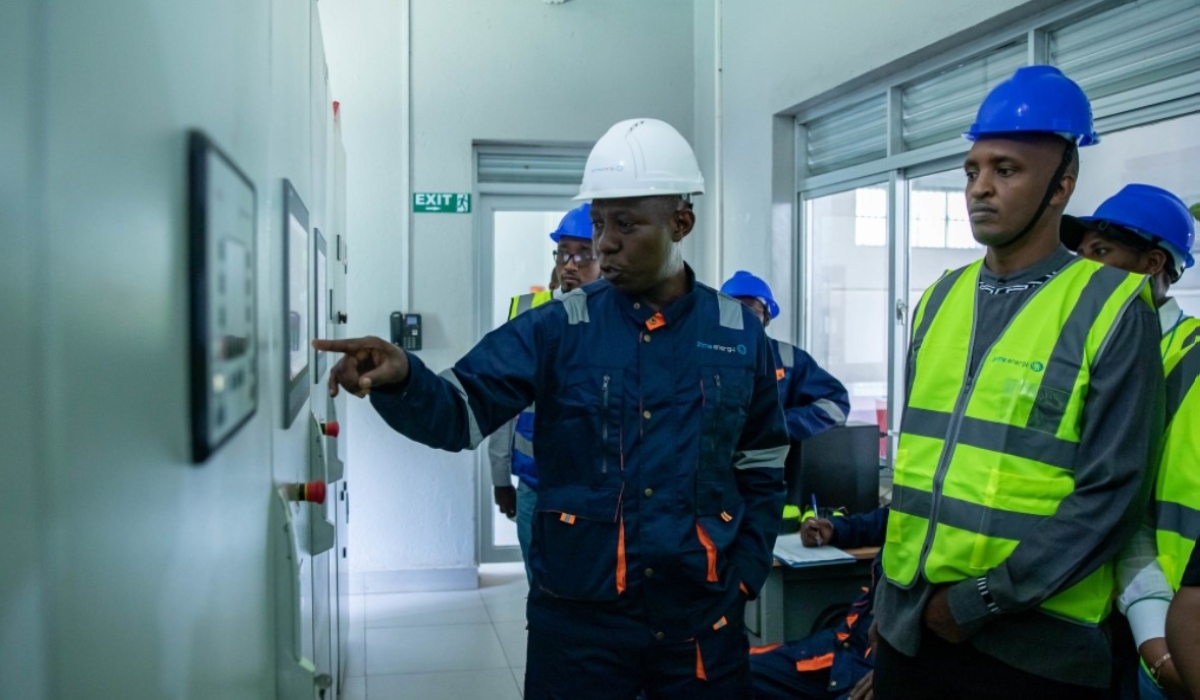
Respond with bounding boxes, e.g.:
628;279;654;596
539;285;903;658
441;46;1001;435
552;251;599;265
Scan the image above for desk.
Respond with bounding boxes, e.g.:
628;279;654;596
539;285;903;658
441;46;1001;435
744;546;879;646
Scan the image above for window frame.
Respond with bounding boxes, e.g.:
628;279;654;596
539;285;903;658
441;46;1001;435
793;0;1200;468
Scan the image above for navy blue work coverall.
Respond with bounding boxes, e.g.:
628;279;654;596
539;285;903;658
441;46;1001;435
771;339;850;443
750;508;888;700
368;268;790;699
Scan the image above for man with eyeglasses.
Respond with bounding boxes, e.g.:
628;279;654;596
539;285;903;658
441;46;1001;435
488;203;600;583
314;118;789;698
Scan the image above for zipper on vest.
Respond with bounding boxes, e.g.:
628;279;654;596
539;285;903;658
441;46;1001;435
601;374;611;474
915;329;981;573
911;263;1065;578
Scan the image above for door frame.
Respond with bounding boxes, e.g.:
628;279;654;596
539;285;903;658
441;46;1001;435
475;193;578;564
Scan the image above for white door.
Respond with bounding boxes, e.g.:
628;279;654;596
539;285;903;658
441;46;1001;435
476;194;575;564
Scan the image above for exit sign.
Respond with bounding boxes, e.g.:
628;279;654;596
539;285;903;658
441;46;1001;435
413;192;471;214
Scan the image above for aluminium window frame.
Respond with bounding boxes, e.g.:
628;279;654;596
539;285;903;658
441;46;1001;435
791;0;1200;467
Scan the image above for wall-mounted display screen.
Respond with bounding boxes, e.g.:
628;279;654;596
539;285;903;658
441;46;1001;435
287;214;308;380
188;131;258;463
282;179;309;428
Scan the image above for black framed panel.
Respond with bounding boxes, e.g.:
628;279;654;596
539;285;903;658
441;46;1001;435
188;130;258;462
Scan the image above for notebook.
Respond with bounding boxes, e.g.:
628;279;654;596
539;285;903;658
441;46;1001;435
772;535;856;568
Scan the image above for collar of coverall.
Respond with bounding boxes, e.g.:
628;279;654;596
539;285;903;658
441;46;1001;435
609;263;700;331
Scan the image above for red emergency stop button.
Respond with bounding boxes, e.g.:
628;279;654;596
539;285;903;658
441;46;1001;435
321;421;340;438
297;480;327;504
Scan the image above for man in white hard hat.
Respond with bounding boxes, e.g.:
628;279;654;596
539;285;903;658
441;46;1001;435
314;118;788;699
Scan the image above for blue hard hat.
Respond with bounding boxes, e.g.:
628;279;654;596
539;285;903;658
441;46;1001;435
1072;184;1195;277
549;203;593;243
720;271;780;319
965;65;1099;147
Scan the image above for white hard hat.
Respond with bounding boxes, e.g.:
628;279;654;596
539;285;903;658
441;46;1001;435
575;118;705;201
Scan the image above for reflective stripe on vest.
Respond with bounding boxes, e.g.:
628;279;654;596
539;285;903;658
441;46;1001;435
507;291;554;485
1156;315;1200;589
884;257;1150;625
717;293;745;329
777;341;795;370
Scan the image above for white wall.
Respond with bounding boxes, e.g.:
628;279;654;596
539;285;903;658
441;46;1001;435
4;1;334;697
323;0;694;584
319;0;416;589
712;0;1044;341
691;0;720;287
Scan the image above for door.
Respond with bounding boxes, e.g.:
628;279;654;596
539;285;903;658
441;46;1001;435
476;194;575;564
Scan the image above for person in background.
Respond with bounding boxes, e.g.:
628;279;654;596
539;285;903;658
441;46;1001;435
750;508;887;700
1062;184;1199;700
1167;546;1200;699
488;203;600;583
873;65;1164;700
315;118;789;699
720;270;849;443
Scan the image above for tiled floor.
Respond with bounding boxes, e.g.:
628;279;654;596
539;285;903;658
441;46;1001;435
342;563;529;700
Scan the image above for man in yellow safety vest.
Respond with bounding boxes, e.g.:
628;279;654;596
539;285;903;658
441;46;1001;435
873;65;1165;700
1063;184;1198;699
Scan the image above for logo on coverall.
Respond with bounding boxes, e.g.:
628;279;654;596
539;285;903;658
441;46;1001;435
697;341;747;355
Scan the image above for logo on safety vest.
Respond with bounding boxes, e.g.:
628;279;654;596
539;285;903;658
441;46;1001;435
991;356;1045;372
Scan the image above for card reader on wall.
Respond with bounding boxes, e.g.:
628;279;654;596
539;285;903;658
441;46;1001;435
391;312;422;351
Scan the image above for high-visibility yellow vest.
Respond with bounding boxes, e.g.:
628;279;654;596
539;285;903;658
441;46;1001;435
883;257;1151;625
1155;315;1200;590
509;291;554;321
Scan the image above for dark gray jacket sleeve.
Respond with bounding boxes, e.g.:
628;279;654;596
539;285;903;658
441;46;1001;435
949;298;1165;628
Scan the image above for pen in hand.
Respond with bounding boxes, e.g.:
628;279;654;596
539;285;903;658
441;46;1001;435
811;494;823;546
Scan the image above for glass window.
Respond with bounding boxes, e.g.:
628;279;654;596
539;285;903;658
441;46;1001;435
854;187;888;247
908;170;985;310
806;184;890;425
491;210;565;330
1071;111;1200;317
795;0;1200;476
910;187;976;249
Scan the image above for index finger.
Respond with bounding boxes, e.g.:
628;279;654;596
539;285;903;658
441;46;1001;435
313;337;368;355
